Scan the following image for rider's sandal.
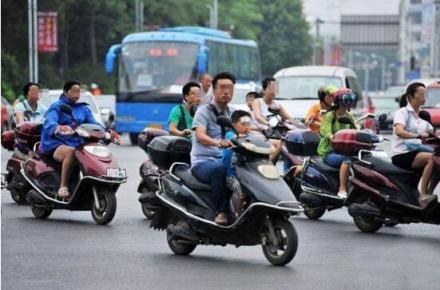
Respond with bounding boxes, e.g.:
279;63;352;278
58;187;70;200
418;194;437;208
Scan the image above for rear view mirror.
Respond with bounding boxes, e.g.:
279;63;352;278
59;104;73;115
216;116;233;128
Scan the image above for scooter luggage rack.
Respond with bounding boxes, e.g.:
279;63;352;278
157;163;303;229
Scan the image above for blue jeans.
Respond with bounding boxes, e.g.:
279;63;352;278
191;160;231;214
324;152;351;168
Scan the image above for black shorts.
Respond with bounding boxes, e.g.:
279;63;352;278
391;151;419;170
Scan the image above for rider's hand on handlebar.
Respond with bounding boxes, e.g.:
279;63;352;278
418;133;430;140
217;139;234;148
181;129;192;136
55;125;75;135
109;129;121;145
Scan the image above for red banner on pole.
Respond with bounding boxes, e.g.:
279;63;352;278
38;11;58;52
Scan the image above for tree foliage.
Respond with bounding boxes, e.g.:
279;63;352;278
1;0;311;100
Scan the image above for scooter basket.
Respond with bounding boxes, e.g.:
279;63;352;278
285;129;320;156
147;136;191;169
331;129;374;155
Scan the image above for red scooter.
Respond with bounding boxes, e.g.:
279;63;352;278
21;106;126;225
346;135;440;233
1;122;41;205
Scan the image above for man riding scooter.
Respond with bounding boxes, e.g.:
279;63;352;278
40;80;119;199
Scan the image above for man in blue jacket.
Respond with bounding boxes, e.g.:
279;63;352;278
41;80;102;199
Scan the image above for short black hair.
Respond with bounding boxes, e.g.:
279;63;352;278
182;82;200;100
63;80;81;92
23;82;40;96
246;91;259;99
262;77;276;90
231;110;251;124
212;72;236;89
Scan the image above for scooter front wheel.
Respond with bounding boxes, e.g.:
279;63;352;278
167;220;197;255
141;203;155;219
31;204;52;219
91;190;117;225
262;219;298;266
303;205;326;220
353;216;383;233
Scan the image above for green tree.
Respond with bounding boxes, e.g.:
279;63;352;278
257;0;312;75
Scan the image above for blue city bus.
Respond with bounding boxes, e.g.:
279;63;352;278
105;26;261;144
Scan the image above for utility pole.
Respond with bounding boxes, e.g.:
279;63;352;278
207;0;218;29
371;53;386;91
313;18;324;65
135;0;144;31
28;0;38;83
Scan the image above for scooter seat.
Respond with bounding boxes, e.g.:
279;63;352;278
311;156;340;173
173;165;212;191
37;151;62;170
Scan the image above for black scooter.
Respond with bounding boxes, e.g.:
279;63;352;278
149;117;303;266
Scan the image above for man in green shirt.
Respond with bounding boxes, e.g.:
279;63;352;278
168;82;201;137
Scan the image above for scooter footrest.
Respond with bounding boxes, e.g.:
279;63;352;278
348;202;381;218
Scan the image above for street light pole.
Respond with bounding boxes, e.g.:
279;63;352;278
28;0;38;83
371;53;386;91
355;51;370;97
313;18;324;65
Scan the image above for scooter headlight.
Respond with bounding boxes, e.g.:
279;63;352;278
84;145;111;158
257;164;279;179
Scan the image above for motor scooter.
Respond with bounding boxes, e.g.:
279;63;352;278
137;127;168;219
149;116;303;266
1;110;43;205
21;105;126;225
282;114;383;220
346;134;440;233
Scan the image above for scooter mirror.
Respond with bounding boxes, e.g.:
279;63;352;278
60;104;73;116
268;107;280;115
378;113;387;123
338;116;353;125
23;110;33;121
216;116;233;129
268;116;279;128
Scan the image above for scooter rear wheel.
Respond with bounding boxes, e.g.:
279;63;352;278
31;204;52;219
353;216;383;233
262;219;298;266
91;191;117;225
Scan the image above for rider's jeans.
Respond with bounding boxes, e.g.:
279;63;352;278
324;152;351;167
192;159;231;214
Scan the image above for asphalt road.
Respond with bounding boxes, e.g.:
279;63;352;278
1;135;439;290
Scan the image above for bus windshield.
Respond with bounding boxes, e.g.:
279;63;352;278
119;41;199;93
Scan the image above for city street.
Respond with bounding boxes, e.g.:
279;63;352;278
1;135;439;290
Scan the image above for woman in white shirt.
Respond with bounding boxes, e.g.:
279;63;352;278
252;77;291;163
392;82;437;208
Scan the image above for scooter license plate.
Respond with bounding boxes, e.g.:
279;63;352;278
106;168;126;178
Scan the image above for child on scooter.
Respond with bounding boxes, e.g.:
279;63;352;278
222;110;252;217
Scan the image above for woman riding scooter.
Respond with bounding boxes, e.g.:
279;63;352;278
317;88;357;198
392;82;437;208
40;80;119;199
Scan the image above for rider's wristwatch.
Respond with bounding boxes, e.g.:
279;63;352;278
416;134;422;139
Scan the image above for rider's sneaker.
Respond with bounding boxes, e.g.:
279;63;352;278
167;223;198;242
337;190;348;199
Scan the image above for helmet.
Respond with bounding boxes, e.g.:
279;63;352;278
317;85;337;102
332;88;356;108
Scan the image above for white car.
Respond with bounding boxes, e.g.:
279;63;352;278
40;90;106;127
274;66;363;121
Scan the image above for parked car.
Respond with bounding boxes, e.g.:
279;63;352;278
273;66;363;121
40;90;106;127
230;82;261;111
1;96;13;132
423;82;440;127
